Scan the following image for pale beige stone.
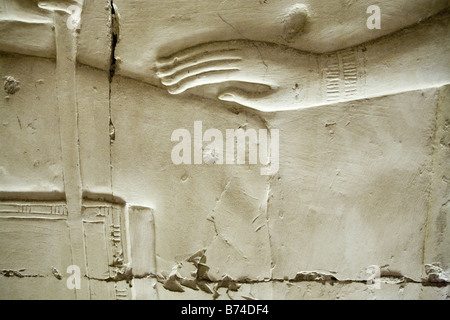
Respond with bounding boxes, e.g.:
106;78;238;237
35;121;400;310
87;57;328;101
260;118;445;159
0;54;64;194
266;87;442;282
424;86;450;280
0;0;449;300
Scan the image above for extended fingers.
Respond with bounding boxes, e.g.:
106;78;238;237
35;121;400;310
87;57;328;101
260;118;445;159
156;45;245;93
158;58;242;86
155;41;244;69
156;49;242;76
155;40;272;95
156;44;246;94
166;70;241;94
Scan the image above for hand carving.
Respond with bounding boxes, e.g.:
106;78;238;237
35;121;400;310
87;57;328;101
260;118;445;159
156;40;319;112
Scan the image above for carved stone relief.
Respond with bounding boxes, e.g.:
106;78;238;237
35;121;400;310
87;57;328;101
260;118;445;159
0;0;449;300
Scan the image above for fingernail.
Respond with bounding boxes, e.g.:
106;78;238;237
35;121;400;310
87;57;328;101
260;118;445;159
168;87;179;95
219;93;234;101
161;77;174;86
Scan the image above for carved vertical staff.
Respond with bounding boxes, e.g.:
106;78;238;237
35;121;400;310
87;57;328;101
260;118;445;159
53;10;82;219
39;0;88;299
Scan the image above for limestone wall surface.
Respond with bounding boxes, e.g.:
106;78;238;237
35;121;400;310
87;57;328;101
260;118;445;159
0;0;449;300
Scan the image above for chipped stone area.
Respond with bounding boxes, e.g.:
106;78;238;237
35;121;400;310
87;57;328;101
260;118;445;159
155;249;244;297
0;0;449;300
155;276;449;301
151;249;449;300
424;263;450;283
51;267;62;280
0;269;44;278
3;76;20;95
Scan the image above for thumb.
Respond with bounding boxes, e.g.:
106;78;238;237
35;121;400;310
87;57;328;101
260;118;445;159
218;87;277;108
218;87;252;105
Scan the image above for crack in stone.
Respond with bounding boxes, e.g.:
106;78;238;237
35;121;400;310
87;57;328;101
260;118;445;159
140;272;450;289
108;0;119;196
1;269;45;278
206;174;247;259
